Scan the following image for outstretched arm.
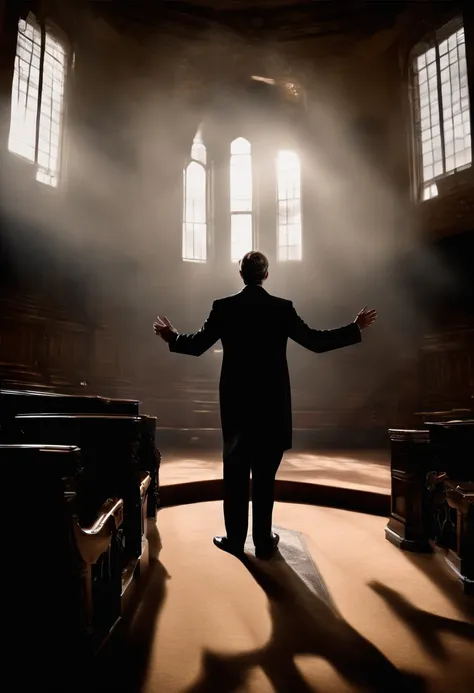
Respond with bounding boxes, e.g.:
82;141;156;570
288;304;367;353
154;302;221;357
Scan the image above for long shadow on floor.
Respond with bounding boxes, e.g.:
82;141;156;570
369;581;474;661
403;552;474;620
183;554;425;693
93;522;171;693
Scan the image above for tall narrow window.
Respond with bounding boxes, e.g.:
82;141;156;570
183;133;207;262
277;150;302;261
230;137;253;263
8;14;68;187
412;20;471;201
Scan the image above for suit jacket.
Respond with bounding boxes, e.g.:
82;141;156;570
169;284;361;453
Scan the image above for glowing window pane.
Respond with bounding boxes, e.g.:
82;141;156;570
231;137;251;155
413;23;471;201
277;150;302;261
230;137;253;262
231;213;252;264
183;161;207;262
230;138;252;213
8;14;67;187
422;182;438;200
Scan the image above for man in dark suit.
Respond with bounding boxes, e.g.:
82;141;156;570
154;251;377;559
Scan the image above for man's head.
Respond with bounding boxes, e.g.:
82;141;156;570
239;251;269;285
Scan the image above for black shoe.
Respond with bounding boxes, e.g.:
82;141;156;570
213;536;244;556
255;532;280;560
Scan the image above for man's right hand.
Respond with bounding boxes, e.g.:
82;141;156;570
354;306;378;330
153;316;178;343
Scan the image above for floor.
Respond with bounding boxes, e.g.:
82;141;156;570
97;501;474;693
159;448;391;495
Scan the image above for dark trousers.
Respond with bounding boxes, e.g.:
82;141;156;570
223;441;283;548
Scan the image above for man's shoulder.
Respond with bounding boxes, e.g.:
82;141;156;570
214;291;292;308
213;291;241;305
212;295;232;307
266;293;292;307
210;295;233;312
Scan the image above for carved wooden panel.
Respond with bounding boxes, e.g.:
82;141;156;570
0;292;92;391
420;327;474;413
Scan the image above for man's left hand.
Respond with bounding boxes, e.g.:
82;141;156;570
153;316;178;343
354;306;378;330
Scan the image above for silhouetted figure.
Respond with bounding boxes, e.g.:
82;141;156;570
154;251;377;558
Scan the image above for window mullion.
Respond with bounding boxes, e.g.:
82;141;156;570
434;39;446;175
409;68;423;200
35;21;46;165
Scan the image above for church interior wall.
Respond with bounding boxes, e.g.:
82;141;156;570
0;0;473;442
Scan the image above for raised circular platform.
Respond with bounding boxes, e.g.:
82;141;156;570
158;447;390;516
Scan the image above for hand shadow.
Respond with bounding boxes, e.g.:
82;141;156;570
369;580;474;661
183;553;425;693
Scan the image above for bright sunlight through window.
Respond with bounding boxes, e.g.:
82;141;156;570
277;150;302;261
413;22;471;201
183;132;207;262
8;14;67;187
230;137;253;263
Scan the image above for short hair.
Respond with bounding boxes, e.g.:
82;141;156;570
239;251;269;285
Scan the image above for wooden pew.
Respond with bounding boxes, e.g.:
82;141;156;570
0;388;161;659
15;414;153;586
0;387;160;519
0;444;124;687
386;421;474;594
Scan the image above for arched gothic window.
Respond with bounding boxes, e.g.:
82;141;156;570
230;137;253;262
276;150;302;261
182;132;207;262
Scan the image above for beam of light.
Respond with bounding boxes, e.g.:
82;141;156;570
0;5;466;447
